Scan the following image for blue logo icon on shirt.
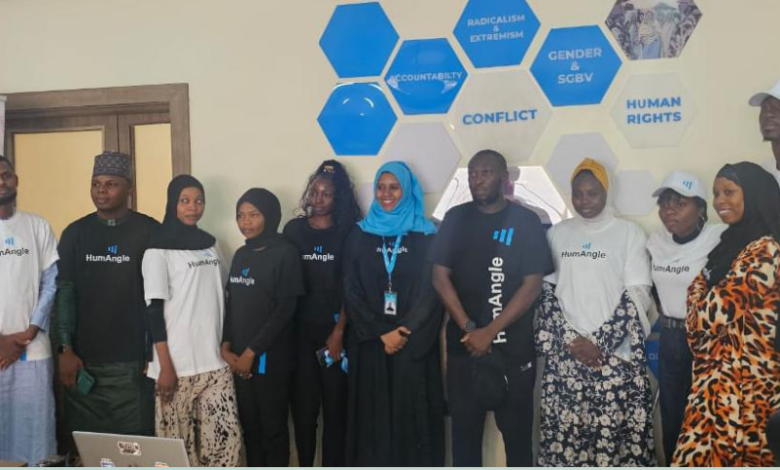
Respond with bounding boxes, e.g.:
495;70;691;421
492;228;515;247
582;242;592;250
107;245;118;254
314;245;323;254
241;268;250;277
4;237;14;246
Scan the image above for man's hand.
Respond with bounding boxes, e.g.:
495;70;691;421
461;327;494;357
381;326;411;355
58;348;84;387
235;349;256;380
0;334;28;370
568;336;603;368
326;327;344;361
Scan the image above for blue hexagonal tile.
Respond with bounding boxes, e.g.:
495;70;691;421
385;39;468;115
454;0;540;68
605;0;703;60
317;82;397;156
319;2;399;78
530;26;622;107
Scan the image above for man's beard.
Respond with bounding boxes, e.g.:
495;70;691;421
474;190;501;206
0;191;17;206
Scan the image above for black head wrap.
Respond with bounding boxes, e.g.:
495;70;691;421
149;175;216;251
704;162;780;287
237;188;284;249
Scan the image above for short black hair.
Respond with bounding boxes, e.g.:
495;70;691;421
0;156;14;172
469;149;508;172
657;188;708;223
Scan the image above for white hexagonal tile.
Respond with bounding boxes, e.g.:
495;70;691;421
545;133;619;195
381;122;463;194
447;70;552;163
433;166;572;224
614;170;657;216
611;73;696;148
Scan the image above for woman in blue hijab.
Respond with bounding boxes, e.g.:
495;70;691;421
344;162;444;466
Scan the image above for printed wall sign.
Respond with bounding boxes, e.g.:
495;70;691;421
385;39;468;115
447;70;551;162
453;0;540;68
606;0;703;61
531;26;622;107
611;73;696;148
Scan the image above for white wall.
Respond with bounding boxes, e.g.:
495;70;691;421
2;0;779;464
2;0;779;249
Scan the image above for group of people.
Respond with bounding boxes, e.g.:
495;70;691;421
607;0;703;60
0;81;779;468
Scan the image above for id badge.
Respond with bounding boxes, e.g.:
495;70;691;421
384;291;398;315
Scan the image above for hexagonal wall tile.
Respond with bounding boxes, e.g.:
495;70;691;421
432;166;572;224
605;0;703;60
545;133;619;195
319;2;399;78
611;73;696;148
453;0;540;68
531;25;622;107
385;39;468;115
317;82;397;156
381;122;462;194
447;70;551;163
614;170;657;216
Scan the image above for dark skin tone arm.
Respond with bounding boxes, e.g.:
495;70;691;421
433;265;543;357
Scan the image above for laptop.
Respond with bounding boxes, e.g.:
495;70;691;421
73;431;190;467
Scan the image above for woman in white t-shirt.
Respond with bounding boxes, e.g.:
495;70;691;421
645;171;725;463
535;158;656;466
142;175;242;466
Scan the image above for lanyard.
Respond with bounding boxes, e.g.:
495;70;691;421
382;234;403;291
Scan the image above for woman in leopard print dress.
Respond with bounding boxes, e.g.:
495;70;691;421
673;163;780;466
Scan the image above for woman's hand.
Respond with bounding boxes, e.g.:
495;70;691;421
221;343;240;371
381;326;411;355
157;365;178;403
568;336;603;368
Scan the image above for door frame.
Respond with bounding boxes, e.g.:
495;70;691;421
3;83;190;175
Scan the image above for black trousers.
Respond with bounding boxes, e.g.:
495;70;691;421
291;323;347;467
447;353;535;467
234;363;292;467
658;324;693;465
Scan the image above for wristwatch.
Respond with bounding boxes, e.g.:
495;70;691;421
464;320;476;333
56;344;70;354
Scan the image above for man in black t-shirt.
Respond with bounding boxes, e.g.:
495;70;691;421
431;150;553;467
52;152;159;448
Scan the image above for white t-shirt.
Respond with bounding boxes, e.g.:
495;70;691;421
763;159;780;187
0;211;58;360
547;217;652;339
143;244;228;380
646;223;726;319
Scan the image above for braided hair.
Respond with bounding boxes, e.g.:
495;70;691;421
295;160;362;232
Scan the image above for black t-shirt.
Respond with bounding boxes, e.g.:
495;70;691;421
224;240;304;370
431;201;553;363
343;227;439;342
57;211;160;364
282;218;347;327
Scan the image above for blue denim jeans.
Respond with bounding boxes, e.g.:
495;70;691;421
658;324;693;465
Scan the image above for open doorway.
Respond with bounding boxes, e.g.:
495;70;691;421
2;84;191;235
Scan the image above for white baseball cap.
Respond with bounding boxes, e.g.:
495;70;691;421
749;79;780;107
652;170;707;200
